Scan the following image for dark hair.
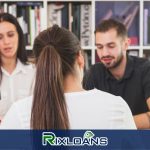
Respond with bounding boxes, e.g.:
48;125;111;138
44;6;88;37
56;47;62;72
31;25;81;129
0;13;28;83
95;19;128;39
0;13;27;63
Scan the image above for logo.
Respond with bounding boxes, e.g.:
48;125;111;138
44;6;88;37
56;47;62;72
42;131;108;146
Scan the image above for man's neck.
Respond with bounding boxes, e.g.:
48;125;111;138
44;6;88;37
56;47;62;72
109;56;127;80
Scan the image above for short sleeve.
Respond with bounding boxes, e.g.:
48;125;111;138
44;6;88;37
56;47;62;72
142;62;150;100
119;97;137;129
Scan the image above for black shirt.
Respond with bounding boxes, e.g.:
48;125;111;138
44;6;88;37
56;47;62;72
83;55;150;115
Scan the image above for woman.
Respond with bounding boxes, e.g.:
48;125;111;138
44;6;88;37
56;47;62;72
0;25;136;129
0;13;35;119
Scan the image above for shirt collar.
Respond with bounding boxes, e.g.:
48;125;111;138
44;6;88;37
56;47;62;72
14;59;27;74
105;68;113;80
105;55;134;81
1;59;27;76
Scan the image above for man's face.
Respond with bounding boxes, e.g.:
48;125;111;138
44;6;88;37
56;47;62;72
95;29;128;69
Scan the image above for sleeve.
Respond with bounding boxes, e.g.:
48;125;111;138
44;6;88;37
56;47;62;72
119;97;137;129
82;67;95;90
0;103;22;129
142;63;150;100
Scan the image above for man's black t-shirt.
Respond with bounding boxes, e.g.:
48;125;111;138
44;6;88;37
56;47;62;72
83;55;150;115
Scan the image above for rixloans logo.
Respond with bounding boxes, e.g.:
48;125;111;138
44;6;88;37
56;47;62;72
42;131;108;146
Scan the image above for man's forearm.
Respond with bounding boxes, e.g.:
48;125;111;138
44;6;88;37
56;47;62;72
134;112;150;129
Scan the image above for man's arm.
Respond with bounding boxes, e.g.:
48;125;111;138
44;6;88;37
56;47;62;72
134;97;150;129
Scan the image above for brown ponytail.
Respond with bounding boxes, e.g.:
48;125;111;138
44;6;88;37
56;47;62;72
31;45;69;129
31;25;81;129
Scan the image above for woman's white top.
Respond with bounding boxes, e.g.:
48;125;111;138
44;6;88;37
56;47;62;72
0;59;35;117
0;89;136;129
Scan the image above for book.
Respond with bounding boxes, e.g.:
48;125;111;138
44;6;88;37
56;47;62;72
68;3;73;31
3;3;8;12
147;15;150;44
143;9;148;45
29;7;36;46
25;6;31;46
61;3;69;29
72;3;80;39
16;2;42;7
8;4;17;17
80;4;92;47
40;7;46;32
47;3;63;27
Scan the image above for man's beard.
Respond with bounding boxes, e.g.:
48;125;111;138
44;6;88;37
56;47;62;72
102;51;123;69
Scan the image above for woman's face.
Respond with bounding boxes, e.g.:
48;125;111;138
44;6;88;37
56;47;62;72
0;21;19;60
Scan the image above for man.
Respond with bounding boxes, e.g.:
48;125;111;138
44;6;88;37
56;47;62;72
83;19;150;129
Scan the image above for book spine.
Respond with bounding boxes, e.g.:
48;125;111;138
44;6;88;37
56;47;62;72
72;4;80;39
29;8;36;46
47;3;62;27
144;9;148;46
80;4;92;47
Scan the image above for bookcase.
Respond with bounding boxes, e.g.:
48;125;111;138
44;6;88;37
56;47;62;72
0;0;150;69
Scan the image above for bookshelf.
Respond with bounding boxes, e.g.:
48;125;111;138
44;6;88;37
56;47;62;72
0;0;150;68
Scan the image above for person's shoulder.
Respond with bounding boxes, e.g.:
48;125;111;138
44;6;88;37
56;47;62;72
18;58;35;69
92;88;119;98
131;56;150;66
24;63;36;70
92;89;128;106
130;56;150;72
20;62;36;76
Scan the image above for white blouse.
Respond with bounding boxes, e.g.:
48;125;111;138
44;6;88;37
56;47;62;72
0;59;35;117
0;89;136;129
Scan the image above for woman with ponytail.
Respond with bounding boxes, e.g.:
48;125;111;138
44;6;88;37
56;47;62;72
0;25;136;129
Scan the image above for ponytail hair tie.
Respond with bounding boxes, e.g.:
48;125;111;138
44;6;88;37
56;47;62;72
48;42;55;47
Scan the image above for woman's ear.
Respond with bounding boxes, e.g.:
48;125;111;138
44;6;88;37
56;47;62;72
77;51;84;69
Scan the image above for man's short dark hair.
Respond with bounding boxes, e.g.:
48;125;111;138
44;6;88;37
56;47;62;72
95;19;128;39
